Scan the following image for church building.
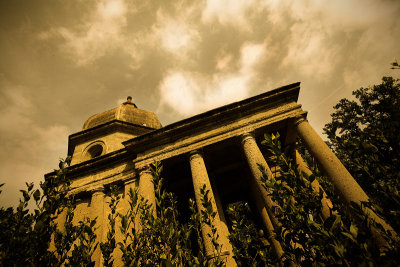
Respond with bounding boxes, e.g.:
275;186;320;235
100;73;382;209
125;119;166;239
48;82;393;266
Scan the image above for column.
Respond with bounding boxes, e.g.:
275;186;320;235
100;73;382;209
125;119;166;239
89;185;105;266
189;150;236;267
295;150;333;220
210;176;229;229
250;178;284;262
138;166;156;217
294;116;397;241
240;132;280;227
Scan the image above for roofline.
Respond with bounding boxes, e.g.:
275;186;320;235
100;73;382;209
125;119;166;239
45;148;134;180
123;82;300;152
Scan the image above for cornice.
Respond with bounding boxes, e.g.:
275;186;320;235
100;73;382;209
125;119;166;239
45;148;135;181
123;82;301;153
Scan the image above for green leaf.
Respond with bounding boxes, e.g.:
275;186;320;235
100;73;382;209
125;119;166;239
324;215;336;230
341;232;356;243
33;189;41;202
349;223;358;238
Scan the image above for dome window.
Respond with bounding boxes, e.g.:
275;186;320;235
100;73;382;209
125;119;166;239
88;144;103;158
83;141;106;161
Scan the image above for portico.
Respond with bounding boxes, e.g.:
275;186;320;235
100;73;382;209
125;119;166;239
47;82;396;266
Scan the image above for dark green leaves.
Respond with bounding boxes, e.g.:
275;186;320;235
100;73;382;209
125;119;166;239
324;77;400;233
0;157;96;267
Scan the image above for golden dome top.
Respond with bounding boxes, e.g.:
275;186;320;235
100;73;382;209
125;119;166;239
82;97;162;130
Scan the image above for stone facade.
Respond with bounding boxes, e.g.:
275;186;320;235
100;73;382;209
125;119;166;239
47;82;395;266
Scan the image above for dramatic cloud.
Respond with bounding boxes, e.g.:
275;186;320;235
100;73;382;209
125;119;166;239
153;7;200;55
54;0;128;65
158;40;266;116
202;0;268;30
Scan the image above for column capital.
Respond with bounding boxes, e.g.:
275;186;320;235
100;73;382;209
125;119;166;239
293;115;308;127
188;149;203;161
240;132;256;145
124;178;136;186
88;185;104;195
137;165;152;176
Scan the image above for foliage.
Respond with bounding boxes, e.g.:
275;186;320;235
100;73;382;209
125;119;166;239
260;132;400;266
115;162;218;266
129;162;197;266
116;185;141;265
101;185;120;267
188;197;207;265
7;125;399;266
324;77;400;232
147;162;195;266
0;158;220;266
0;157;98;266
53;203;98;266
199;184;224;267
66;217;98;267
0;158;66;266
226;201;275;266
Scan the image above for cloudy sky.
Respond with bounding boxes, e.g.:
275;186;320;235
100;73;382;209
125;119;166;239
0;0;399;207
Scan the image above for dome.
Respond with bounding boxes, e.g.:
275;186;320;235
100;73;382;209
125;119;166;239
82;97;162;130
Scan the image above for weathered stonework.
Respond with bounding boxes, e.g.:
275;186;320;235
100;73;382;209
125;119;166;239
46;82;396;266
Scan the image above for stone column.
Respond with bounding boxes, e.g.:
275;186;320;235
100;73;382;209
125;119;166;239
209;176;229;229
240;132;280;227
294;116;397;240
295;150;333;220
89;185;105;266
138;166;156;217
189;150;236;267
250;178;284;262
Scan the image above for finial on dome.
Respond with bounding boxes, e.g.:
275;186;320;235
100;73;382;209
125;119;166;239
123;96;137;107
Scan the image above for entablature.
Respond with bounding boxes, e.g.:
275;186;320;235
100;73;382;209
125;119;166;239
123;82;305;168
